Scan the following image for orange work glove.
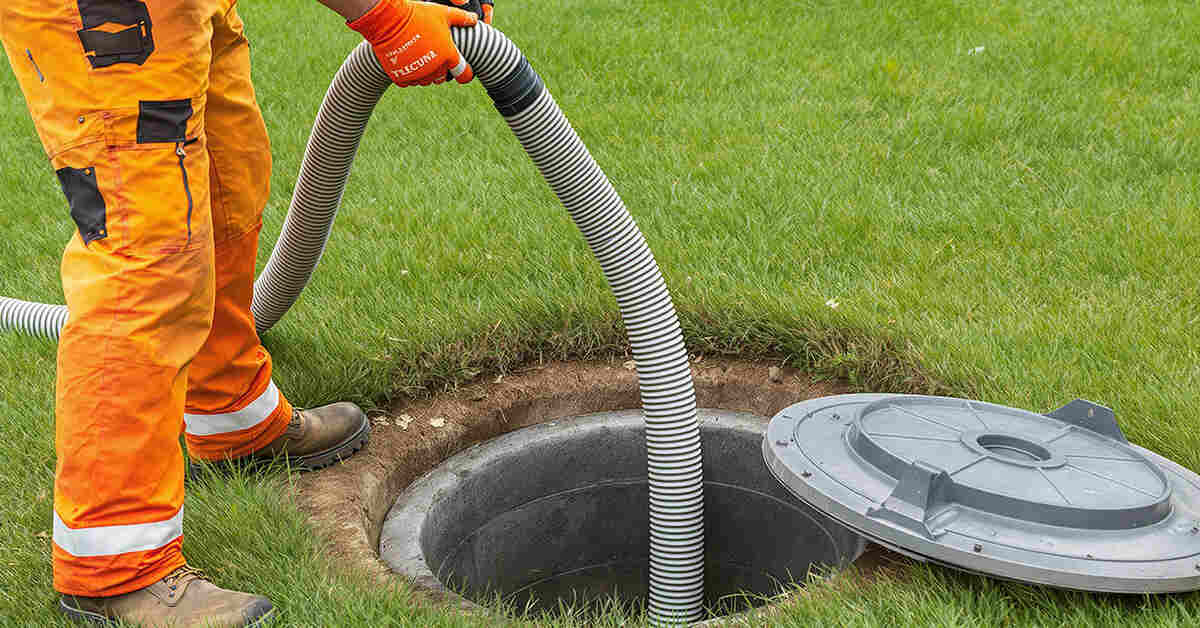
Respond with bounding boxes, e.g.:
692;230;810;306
349;0;478;87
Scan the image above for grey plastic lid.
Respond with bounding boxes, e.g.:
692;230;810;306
763;394;1200;593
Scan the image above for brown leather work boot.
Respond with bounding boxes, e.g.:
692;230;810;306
254;402;369;471
60;565;274;627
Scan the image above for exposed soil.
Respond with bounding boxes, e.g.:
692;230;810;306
293;357;908;616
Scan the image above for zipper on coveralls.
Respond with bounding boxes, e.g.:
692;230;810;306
25;49;44;82
175;140;195;243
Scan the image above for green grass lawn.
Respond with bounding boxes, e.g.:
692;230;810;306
2;0;1199;624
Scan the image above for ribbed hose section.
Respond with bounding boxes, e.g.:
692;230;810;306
250;44;392;334
0;24;705;622
0;298;67;341
455;25;705;624
518;93;705;622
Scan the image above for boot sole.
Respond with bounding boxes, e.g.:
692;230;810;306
282;410;371;471
59;598;112;625
61;596;277;626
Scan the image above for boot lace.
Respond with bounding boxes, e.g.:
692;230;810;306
163;565;208;593
285;408;305;437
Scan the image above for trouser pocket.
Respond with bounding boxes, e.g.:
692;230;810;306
75;0;156;68
138;98;200;246
50;112;210;256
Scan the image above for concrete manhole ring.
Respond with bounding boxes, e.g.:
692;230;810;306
293;359;899;622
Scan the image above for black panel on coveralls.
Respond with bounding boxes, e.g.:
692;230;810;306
76;0;155;68
137;99;193;144
56;167;108;245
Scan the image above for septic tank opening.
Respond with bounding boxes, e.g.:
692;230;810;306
293;359;900;622
381;409;866;619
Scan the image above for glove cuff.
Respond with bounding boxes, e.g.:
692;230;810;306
347;0;414;44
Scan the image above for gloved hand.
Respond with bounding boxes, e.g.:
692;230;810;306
429;0;493;24
349;0;478;87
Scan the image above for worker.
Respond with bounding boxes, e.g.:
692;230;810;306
0;0;491;624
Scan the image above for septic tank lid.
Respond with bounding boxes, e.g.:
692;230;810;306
763;394;1200;593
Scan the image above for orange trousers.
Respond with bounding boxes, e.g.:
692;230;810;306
2;0;294;596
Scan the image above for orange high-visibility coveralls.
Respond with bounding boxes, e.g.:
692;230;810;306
2;0;295;596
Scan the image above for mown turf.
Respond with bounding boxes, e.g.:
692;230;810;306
1;0;1198;625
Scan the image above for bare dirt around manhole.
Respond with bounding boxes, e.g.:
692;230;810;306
293;357;910;617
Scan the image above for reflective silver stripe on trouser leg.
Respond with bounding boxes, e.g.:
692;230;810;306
183;379;282;436
53;506;184;558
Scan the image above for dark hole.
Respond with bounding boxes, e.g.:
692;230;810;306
385;412;865;620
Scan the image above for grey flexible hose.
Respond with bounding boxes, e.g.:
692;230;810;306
0;23;704;624
0;298;67;340
250;42;391;334
455;26;705;623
